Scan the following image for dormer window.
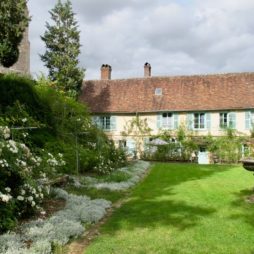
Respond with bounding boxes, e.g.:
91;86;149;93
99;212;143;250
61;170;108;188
155;88;162;95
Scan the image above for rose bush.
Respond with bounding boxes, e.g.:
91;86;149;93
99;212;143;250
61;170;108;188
0;126;65;232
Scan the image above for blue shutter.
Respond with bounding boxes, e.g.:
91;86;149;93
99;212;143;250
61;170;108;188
252;112;254;129
110;116;116;130
206;113;211;130
229;112;236;129
173;114;178;129
157;113;162;129
186;113;193;130
245;111;251;130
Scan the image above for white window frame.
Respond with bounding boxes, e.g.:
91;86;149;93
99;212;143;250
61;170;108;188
193;113;206;130
162;112;173;129
100;116;111;130
220;112;228;128
219;112;235;129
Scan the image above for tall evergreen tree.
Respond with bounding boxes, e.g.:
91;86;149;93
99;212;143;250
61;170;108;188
41;0;84;98
0;0;29;67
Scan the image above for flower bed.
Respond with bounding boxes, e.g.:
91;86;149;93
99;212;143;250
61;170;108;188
75;161;150;191
0;189;111;254
0;161;150;254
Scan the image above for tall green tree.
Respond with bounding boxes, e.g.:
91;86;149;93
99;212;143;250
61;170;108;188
0;0;29;67
40;0;84;98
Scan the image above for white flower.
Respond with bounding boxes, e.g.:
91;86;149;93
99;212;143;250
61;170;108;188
28;196;33;202
48;153;53;158
0;193;12;202
17;195;24;201
0;126;11;139
0;159;9;167
31;201;36;207
5;187;11;193
47;158;58;166
22;118;27;123
21;161;27;167
7;140;18;153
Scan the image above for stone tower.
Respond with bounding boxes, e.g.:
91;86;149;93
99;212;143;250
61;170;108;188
0;11;30;75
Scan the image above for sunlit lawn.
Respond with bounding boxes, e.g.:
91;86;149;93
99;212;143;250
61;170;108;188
85;163;254;254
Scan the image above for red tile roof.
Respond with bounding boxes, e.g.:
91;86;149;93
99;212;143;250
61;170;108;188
80;72;254;113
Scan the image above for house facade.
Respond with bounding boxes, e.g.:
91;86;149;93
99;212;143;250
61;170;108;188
81;63;254;156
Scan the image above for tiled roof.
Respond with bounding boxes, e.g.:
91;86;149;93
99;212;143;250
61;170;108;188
80;72;254;113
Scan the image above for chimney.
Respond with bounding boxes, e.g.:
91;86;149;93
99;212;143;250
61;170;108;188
101;64;112;80
144;62;151;77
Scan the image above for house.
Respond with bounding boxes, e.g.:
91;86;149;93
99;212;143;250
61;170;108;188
80;63;254;156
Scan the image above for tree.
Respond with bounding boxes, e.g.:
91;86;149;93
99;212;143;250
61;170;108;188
40;0;84;98
0;0;29;67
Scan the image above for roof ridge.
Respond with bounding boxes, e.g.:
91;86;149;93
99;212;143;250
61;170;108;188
84;71;254;82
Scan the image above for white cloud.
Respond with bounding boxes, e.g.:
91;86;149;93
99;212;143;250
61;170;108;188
28;0;254;79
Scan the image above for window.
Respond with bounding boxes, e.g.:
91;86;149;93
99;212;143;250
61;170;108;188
162;112;173;128
93;115;116;131
219;112;236;128
100;116;111;130
155;88;162;95
220;113;228;128
194;113;205;129
157;112;178;129
186;112;211;130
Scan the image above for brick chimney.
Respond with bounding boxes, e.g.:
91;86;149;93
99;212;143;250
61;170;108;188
101;64;112;80
144;62;151;77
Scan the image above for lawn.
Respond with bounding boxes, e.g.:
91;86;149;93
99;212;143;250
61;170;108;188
85;163;254;254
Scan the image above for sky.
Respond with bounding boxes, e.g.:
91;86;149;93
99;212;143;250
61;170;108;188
27;0;254;80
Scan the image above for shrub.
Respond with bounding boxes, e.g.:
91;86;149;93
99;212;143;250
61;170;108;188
143;126;198;162
35;84;90;137
0;74;52;125
207;128;246;163
0;126;57;232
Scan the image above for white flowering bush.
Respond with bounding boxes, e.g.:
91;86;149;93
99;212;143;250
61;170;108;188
93;154;116;174
0;126;51;232
93;145;127;175
36;151;66;178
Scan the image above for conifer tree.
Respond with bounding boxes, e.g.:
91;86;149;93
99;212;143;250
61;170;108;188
41;0;84;98
0;0;29;67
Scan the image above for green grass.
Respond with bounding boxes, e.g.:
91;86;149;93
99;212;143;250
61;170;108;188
85;163;254;254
